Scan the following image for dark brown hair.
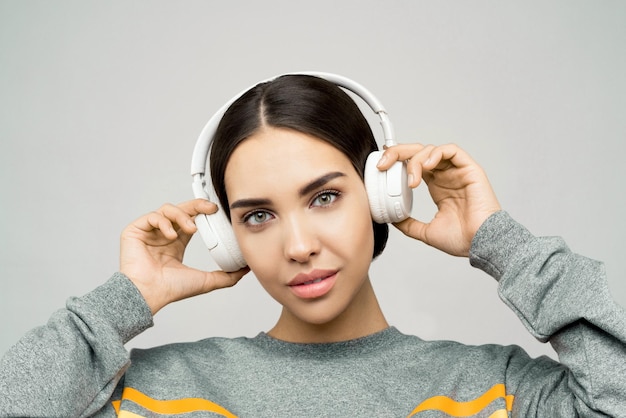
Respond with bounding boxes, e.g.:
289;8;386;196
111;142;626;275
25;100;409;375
209;75;388;258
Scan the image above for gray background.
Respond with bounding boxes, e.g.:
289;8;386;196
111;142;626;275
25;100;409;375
1;1;625;360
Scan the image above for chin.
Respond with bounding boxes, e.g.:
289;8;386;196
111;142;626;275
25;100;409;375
288;299;352;327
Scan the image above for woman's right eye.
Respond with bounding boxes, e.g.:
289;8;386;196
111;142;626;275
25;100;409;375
242;210;274;227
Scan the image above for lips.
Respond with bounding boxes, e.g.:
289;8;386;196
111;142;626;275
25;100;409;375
288;269;337;299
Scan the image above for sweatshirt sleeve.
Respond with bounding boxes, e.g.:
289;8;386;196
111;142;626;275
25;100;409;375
469;211;626;416
0;273;153;417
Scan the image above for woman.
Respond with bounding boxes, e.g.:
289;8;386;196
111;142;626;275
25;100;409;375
1;75;624;417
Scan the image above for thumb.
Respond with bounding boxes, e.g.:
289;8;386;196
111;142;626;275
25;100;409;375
196;267;251;294
392;217;429;243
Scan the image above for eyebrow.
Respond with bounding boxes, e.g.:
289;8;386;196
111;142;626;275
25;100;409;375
298;171;346;197
229;171;346;210
229;197;272;210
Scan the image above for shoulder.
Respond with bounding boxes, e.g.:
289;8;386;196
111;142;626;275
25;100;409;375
129;335;261;364
392;329;559;373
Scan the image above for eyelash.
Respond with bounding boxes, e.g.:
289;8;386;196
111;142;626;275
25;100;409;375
240;210;274;228
310;189;341;208
239;190;342;229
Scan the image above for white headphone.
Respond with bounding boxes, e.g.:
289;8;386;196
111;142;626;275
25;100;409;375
190;72;412;272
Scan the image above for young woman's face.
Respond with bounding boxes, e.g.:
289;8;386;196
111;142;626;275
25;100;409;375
225;127;375;327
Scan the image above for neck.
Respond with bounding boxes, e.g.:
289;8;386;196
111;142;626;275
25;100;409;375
268;278;388;343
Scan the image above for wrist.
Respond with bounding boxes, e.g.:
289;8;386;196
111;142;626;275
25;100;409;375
121;271;167;316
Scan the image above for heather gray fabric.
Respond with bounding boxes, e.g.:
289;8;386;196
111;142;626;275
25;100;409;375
1;211;625;417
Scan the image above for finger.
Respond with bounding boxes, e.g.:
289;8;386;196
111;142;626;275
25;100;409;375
129;211;178;240
405;144;436;188
421;143;474;172
377;143;435;189
177;198;219;217
131;203;198;240
376;143;426;170
380;143;472;173
161;200;221;247
392;216;429;243
126;200;219;243
152;204;195;236
199;266;250;293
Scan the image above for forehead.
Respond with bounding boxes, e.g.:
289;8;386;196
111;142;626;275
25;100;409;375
224;127;356;195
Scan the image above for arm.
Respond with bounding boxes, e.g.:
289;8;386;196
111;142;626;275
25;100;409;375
0;274;152;417
471;211;626;416
379;143;626;416
0;200;248;416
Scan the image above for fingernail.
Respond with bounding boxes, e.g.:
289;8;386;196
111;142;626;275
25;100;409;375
377;154;388;168
408;173;415;186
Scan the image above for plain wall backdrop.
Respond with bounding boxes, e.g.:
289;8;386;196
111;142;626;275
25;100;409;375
1;1;625;360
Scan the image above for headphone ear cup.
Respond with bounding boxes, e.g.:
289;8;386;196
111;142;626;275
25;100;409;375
194;187;247;272
364;151;413;224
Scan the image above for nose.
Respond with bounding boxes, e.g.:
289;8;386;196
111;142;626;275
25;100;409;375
282;214;321;263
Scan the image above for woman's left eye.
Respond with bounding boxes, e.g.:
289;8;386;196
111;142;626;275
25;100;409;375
311;190;340;207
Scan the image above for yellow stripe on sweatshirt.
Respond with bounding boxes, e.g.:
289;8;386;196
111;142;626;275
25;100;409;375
407;383;514;417
117;387;237;417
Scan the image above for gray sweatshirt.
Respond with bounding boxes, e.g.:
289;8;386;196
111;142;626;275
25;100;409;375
1;211;625;417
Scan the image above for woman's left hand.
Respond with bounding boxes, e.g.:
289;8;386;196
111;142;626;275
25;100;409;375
376;143;501;257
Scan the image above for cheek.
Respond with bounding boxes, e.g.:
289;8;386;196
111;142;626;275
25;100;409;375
233;226;280;273
234;228;287;298
321;195;375;260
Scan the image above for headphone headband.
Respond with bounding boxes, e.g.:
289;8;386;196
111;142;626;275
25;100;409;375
190;71;395;177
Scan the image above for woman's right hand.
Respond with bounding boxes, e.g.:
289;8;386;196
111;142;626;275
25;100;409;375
120;199;249;315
